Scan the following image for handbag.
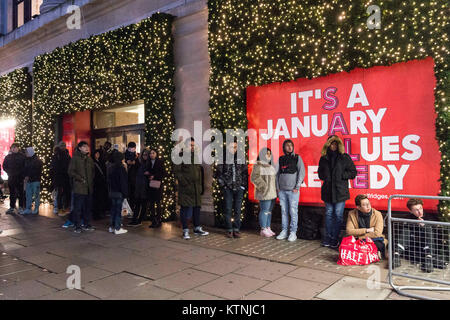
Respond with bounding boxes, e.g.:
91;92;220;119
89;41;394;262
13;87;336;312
121;198;132;217
149;180;161;189
337;236;380;266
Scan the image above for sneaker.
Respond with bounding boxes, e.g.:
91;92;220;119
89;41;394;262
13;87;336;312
226;232;234;238
62;221;74;228
6;208;15;215
128;221;142;227
21;209;32;215
233;231;241;238
194;227;209;236
18;208;24;215
276;229;288;240
267;227;276;236
330;242;340;250
392;252;401;269
261;228;272;238
114;228;128;235
82;225;95;231
31;210;39;215
74;228;82;234
321;242;331;247
287;232;297;242
183;230;191;240
108;227;114;233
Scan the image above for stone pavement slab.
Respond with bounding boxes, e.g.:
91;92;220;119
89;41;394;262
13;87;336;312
106;283;177;300
234;260;298;281
38;289;99;300
260;276;329;300
37;266;114;290
242;290;295;300
153;268;219;293
170;290;225;300
82;272;152;299
196;273;268;300
0;279;57;300
192;257;249;276
286;267;344;285
127;258;194;280
170;247;229;265
316;276;391;300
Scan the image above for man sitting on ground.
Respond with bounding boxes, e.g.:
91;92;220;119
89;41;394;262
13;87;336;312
346;194;387;259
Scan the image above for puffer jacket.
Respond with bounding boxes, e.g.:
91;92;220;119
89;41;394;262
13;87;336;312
251;161;277;201
318;135;357;203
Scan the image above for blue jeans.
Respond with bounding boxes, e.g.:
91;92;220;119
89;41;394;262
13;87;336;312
73;193;93;229
259;199;275;229
25;182;40;213
180;206;200;231
110;197;123;231
278;190;300;233
224;188;244;232
323;201;346;246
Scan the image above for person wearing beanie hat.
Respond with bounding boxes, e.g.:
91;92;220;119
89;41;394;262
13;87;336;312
23;147;43;215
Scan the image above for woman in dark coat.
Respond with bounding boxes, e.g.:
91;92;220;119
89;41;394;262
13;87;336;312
129;148;150;226
92;149;108;220
318;135;357;249
148;148;164;228
50;142;71;214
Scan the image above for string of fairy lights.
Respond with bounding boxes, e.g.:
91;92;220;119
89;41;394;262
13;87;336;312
0;68;32;148
32;13;176;220
208;0;450;222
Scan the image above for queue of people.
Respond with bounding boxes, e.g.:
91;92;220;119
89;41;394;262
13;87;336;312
1;136;446;272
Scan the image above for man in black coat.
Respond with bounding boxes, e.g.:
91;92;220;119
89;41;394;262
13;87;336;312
3;143;26;214
125;142;138;214
50;141;72;214
318;135;357;249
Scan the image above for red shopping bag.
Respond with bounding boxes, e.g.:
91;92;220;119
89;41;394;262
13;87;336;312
337;236;380;266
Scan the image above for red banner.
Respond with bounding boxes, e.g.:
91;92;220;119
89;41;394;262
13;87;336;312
246;58;440;212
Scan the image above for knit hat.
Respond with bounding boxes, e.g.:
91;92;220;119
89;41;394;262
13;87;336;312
26;147;35;157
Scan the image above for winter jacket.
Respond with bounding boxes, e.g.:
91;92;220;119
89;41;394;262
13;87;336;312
346;208;387;245
125;150;138;187
50;149;71;187
107;163;128;199
68;149;95;195
318;136;357;203
24;155;43;183
216;153;248;191
251;161;277;201
3;152;26;178
174;152;203;207
275;140;306;191
135;158;150;200
148;158;164;201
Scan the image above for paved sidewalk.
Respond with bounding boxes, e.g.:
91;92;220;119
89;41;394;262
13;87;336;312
0;203;448;300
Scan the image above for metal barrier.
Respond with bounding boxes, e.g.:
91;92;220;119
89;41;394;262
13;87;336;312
388;195;450;300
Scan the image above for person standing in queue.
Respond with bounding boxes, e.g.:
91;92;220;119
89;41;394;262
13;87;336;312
318;135;357;249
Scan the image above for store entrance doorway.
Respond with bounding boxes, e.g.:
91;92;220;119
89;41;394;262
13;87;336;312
92;125;145;154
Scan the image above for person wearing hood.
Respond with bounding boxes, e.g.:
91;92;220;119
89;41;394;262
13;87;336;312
68;141;95;233
251;147;277;237
22;147;43;215
174;138;209;240
275;139;306;242
3;143;26;214
318;135;357;249
107;151;129;235
215;140;248;238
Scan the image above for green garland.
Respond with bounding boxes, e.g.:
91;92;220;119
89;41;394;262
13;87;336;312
33;12;177;219
208;0;450;222
0;68;32;149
